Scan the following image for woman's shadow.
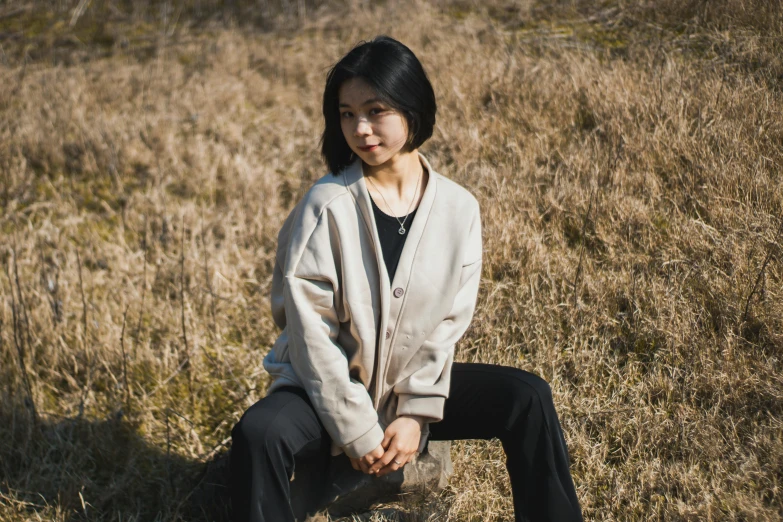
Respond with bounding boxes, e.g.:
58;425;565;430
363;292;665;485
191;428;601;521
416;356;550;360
1;400;420;521
0;402;230;521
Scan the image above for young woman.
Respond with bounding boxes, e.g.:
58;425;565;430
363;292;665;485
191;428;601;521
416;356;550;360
229;36;583;522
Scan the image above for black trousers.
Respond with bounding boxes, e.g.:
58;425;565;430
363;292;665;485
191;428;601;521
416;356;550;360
229;363;583;522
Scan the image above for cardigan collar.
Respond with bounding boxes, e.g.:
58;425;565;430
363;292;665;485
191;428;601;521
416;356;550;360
341;152;438;286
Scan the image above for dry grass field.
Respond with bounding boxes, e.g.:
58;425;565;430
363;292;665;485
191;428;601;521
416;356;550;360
1;0;782;520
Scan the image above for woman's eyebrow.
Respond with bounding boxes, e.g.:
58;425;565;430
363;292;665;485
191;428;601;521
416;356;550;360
339;98;384;108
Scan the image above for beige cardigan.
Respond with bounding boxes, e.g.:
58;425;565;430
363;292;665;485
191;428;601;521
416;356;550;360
263;153;482;458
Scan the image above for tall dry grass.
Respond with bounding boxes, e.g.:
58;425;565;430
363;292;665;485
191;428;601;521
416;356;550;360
1;0;782;520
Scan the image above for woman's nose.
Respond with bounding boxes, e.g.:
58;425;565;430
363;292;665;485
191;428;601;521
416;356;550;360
354;117;372;137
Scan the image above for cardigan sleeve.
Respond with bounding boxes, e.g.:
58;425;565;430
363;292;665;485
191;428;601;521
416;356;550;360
393;204;482;422
283;208;384;458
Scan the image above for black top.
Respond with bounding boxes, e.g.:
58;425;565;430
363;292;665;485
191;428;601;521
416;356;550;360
370;195;418;283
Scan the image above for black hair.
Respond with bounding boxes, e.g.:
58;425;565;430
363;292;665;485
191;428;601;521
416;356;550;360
321;35;437;175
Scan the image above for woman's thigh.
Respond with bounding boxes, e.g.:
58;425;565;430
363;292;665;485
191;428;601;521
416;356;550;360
232;386;329;459
231;387;334;521
428;362;552;442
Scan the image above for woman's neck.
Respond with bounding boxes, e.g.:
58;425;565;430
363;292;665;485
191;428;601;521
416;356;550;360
362;149;423;198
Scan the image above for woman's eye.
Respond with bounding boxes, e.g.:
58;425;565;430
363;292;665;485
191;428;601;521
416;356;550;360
369;108;385;116
340;111;353;119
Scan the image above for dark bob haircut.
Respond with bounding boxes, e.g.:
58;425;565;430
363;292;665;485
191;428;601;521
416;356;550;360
321;35;437;175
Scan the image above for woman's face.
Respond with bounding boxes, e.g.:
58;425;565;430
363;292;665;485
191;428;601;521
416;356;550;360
338;77;411;167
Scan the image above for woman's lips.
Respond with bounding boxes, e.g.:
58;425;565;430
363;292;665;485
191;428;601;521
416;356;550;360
358;144;379;152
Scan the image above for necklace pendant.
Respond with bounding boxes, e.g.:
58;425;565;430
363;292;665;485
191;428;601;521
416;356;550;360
398;226;406;235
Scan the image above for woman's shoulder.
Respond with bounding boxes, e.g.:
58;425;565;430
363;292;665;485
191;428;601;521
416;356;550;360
431;169;480;215
276;170;349;239
295;170;353;216
275;171;351;269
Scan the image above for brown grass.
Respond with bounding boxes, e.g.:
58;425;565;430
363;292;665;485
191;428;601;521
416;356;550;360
1;1;782;520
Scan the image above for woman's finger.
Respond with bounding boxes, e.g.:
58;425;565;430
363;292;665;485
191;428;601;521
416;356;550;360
359;453;375;474
369;447;399;474
360;445;383;473
376;454;407;477
370;445;385;460
362;458;378;473
377;448;415;477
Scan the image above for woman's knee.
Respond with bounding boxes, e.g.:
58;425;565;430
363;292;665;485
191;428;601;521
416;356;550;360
232;388;320;457
232;401;288;452
233;408;267;448
506;368;554;409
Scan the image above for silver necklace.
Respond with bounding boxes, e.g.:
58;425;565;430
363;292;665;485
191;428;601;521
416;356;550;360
366;168;422;235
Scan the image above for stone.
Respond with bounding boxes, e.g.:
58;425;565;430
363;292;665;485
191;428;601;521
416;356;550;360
313;441;453;519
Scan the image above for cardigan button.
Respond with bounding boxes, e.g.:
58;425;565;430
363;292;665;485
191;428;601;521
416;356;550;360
385;330;391;339
393;287;404;298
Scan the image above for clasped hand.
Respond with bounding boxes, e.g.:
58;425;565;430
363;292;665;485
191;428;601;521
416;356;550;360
348;416;423;477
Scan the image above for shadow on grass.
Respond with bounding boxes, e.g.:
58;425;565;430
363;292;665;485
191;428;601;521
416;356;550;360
0;402;230;521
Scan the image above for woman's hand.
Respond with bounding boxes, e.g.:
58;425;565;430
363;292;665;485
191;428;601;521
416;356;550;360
348;444;385;474
368;416;424;477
